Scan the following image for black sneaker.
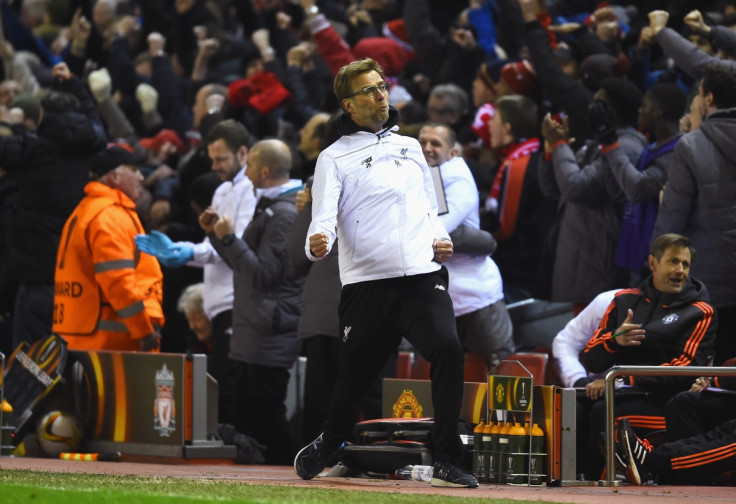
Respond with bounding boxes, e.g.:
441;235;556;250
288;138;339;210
294;433;338;480
617;417;653;485
430;461;479;488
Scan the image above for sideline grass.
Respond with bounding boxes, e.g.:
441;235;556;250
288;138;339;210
0;470;558;504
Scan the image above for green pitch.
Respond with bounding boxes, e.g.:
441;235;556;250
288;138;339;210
1;470;555;503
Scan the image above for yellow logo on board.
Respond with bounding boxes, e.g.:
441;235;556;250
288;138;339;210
495;382;505;404
392;389;424;418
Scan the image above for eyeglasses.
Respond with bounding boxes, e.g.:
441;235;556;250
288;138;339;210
345;81;391;99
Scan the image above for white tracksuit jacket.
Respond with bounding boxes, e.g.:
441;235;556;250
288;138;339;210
307;123;450;286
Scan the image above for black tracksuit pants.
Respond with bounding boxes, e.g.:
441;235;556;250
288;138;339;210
323;268;465;464
651;390;736;484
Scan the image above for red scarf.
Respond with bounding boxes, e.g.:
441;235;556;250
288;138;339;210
489;138;540;240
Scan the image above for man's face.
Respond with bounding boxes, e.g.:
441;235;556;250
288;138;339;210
186;309;212;342
649;245;691;294
244;147;264;191
92;0;115;33
208;139;241;182
343;70;390;131
245;58;264;78
299;114;326;158
698;80;714;118
113;164;144;201
489;109;508;149
418;126;454;166
427;95;457;125
559;60;579;79
472;75;497;108
637;94;659;135
0;80;21;106
687;94;704;132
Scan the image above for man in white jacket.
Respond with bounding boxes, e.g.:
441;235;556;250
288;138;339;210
418;123;514;370
294;58;477;488
136;120;257;427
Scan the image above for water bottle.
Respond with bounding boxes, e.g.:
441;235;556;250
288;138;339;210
472;421;486;482
481;421;494;483
497;422;510;483
506;422;527;484
488;422;500;483
529;423;546;485
1;399;13;456
395;464;434;482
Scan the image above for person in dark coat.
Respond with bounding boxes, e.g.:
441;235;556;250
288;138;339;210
204;139;304;465
538;78;647;306
1;62;105;349
652;63;736;366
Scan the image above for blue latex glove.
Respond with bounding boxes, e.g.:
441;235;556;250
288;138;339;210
135;230;194;267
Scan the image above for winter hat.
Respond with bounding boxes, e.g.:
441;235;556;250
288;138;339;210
353;37;410;77
140;129;186;154
91;144;140;177
382;19;415;55
478;59;509;90
553;46;576;65
9;94;41;124
501;60;541;99
580;53;633;91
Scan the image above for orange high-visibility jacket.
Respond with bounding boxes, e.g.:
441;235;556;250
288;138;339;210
53;182;164;351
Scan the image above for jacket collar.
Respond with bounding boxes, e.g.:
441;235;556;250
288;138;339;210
257;179;302;201
640;274;710;308
336;106;401;137
84;181;136;209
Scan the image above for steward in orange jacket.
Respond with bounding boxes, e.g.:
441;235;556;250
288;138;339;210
53;146;164;351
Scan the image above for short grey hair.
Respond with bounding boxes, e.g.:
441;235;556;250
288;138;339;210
429;83;469;116
177;283;205;316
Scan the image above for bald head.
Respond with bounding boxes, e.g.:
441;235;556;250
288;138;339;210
246;139;293;189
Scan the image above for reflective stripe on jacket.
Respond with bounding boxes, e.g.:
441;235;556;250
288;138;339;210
53;182;163;349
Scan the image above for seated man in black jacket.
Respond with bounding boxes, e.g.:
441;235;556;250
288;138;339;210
578;233;717;480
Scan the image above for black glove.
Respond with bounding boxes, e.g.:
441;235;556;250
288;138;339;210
139;330;161;351
587;99;618;145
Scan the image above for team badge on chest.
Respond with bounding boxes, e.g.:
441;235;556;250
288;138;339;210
662;313;679;324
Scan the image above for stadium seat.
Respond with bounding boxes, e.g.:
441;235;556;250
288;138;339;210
532;346;561;385
396;351;414;379
463;352;489;382
493;352;549;385
411;355;431;380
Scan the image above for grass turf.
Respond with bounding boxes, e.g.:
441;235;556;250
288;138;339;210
0;469;558;504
